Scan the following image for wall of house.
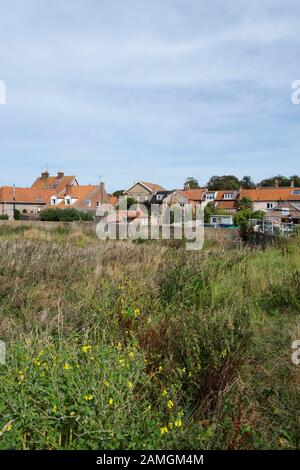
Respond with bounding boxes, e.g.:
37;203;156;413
125;183;151;202
0;203;45;219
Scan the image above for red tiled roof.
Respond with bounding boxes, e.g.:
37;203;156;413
240;187;300;202
31;175;77;194
214;200;237;210
177;188;205;202
0;187;52;203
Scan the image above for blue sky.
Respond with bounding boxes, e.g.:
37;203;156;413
0;0;299;191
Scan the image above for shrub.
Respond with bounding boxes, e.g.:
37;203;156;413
0;214;9;220
40;207;94;222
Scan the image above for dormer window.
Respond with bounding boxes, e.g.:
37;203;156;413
51;196;58;206
223;193;234;200
206;192;216;200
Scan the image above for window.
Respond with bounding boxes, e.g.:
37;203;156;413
86;200;91;207
65;196;71;205
156;194;164;201
292;190;300;195
267;202;274;209
223;193;234;200
51;196;57;206
206;192;215;200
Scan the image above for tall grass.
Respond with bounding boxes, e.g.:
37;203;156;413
0;226;299;449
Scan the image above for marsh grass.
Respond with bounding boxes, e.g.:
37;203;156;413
0;226;299;449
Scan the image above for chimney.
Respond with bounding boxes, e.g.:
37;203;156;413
57;171;64;179
41;171;49;180
100;181;105;202
291;178;295;188
275;178;279;188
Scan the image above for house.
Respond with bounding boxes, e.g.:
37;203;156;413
49;182;117;214
209;190;239;212
164;188;206;208
0;186;53;219
239;187;300;212
123;181;166;203
264;201;300;225
31;171;79;193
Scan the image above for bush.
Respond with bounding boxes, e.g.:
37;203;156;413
0;214;9;220
40;208;94;222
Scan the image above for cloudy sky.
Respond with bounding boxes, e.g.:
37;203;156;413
0;0;299;191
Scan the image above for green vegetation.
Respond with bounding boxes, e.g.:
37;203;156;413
0;215;9;220
40;207;94;222
0;226;299;449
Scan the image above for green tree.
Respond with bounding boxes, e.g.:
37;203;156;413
234;209;253;227
237;197;253;211
240;176;256;189
184;177;200;189
204;202;216;223
259;175;290;187
206;175;240;190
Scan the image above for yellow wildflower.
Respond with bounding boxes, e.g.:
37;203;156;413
104;380;109;388
7;423;13;432
18;371;25;383
147;405;152;411
63;363;71;371
162;389;168;397
221;350;227;359
82;345;92;353
119;358;126;367
84;394;94;401
167;400;174;410
134;308;141;318
175;418;182;428
160;426;169;435
70;411;75;416
128;381;134;390
128;351;135;358
117;342;122;351
33;358;41;366
109;398;114;406
158;366;163;372
52;404;57;414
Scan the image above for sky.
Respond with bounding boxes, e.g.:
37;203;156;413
0;0;300;192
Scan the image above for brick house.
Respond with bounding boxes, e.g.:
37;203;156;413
123;181;166;203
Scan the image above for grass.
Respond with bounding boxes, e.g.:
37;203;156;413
0;225;299;449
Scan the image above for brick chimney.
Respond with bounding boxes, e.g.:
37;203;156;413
41;171;49;180
57;171;64;179
100;181;105;202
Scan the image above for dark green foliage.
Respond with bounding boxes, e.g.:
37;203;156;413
40;207;93;222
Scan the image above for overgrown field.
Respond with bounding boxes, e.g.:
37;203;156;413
0;225;299;449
